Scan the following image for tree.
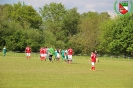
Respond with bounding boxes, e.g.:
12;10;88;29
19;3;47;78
39;3;80;48
98;19;114;54
39;2;66;34
5;30;26;51
99;13;133;56
71;12;110;54
0;3;43;52
8;2;42;29
62;7;80;37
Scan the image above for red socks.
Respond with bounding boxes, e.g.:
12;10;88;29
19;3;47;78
91;66;95;70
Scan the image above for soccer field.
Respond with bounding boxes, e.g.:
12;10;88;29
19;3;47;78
0;53;133;88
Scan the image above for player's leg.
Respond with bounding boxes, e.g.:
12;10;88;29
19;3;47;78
49;55;52;62
42;54;45;60
65;55;66;59
28;53;31;59
26;53;28;59
63;55;65;61
64;55;67;62
61;55;63;60
47;53;49;60
51;55;53;62
3;53;6;57
69;55;72;64
68;55;72;64
57;53;60;61
44;54;46;61
93;62;95;70
40;54;43;61
91;62;95;70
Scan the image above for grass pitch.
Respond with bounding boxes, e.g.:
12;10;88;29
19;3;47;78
0;52;133;88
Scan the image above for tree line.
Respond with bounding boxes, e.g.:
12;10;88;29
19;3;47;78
0;2;133;56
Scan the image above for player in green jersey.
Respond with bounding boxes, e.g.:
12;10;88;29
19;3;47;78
3;46;6;57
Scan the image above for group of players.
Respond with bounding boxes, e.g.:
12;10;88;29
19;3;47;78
25;46;99;70
25;46;74;64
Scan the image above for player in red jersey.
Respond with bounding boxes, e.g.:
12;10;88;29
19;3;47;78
43;47;47;61
40;47;44;61
25;46;31;59
90;51;96;70
67;47;73;64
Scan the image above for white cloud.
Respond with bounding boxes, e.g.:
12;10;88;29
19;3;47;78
107;10;117;18
1;0;116;15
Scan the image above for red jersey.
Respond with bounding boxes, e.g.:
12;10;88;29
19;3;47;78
25;47;31;53
91;53;96;62
43;48;47;54
40;48;44;54
68;48;73;55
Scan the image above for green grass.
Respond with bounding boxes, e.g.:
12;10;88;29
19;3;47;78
0;52;133;88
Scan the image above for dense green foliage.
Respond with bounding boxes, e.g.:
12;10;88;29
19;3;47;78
98;13;133;56
39;3;80;48
0;2;133;56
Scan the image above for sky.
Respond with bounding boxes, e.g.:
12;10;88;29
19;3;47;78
0;0;118;17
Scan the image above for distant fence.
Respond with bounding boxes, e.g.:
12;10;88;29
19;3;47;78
1;52;133;61
0;51;40;57
74;54;133;61
101;55;133;61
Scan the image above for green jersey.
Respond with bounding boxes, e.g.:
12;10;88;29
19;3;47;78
61;50;65;56
49;48;54;55
3;47;6;54
55;50;57;56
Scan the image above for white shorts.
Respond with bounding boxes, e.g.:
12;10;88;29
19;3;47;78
40;54;44;57
65;56;67;59
26;53;30;56
44;54;47;57
91;62;95;66
57;53;60;58
68;55;72;60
